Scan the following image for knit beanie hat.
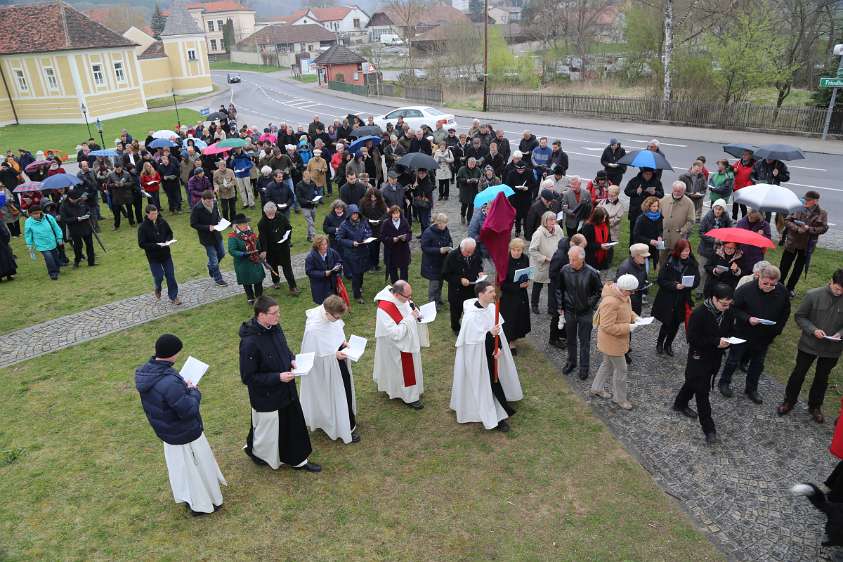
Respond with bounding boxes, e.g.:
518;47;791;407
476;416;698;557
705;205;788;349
155;334;183;358
617;274;640;291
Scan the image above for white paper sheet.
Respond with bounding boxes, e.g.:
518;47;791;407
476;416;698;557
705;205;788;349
602;241;619;247
278;203;289;209
368;219;381;224
277;230;290;244
141;191;152;198
756;318;777;326
514;266;534;283
344;335;367;362
213;218;231;231
179;356;209;385
292;352;315;376
363;237;378;244
824;335;842;341
681;275;695;287
556;211;566;221
157;239;177;247
471;274;488;284
655;240;666;250
725;337;746;345
418;301;437;324
312;195;323;203
714;265;729;273
634;316;655;325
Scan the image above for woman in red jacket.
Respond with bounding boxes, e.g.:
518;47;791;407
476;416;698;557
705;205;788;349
140;161;162;211
731;149;755;220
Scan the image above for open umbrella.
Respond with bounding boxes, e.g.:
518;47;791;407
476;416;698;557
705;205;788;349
205;112;227;121
151;130;178;140
201;143;233;156
41;173;81;190
24;160;51;173
723;143;758;158
754;144;805;161
703;227;775;249
90;149;119;157
473;184;515;208
148;138;176;149
184;137;207;150
258;132;277;143
617;149;673;171
396;152;437;171
348;135;381;154
733;183;802;213
217;137;248;148
13;181;43;193
349;125;383;138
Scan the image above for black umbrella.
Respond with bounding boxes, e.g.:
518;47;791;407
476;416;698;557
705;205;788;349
723;143;758;158
754;143;805;161
349;125;383;138
205;111;227;121
396;152;437;170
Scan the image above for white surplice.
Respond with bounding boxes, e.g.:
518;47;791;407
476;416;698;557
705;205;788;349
299;305;357;444
450;298;523;429
163;432;227;513
372;286;424;403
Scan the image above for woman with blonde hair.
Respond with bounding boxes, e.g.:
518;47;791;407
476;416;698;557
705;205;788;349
139;161;162;211
528;211;564;315
500;237;531;354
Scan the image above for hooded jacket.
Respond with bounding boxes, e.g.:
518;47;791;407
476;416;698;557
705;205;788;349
239;318;297;411
135;358;202;445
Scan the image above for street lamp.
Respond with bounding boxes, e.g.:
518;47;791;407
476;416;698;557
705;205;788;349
172;90;182;128
821;44;843;140
80;102;92;139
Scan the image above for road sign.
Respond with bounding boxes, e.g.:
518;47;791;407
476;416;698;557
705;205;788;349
820;77;843;88
199;107;210;116
95;118;102;131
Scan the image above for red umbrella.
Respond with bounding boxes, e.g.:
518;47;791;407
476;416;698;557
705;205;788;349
24;160;51;173
704;227;775;248
201;143;233;156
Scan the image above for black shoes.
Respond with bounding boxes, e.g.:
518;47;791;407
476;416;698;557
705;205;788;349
531;305;540;314
548;339;565;349
664;343;674;357
562;362;577;375
577;370;589;381
494;420;510;432
293;462;322;473
509;347;518;356
745;390;763;405
351;430;361;443
673;404;697;419
719;384;734;398
656;342;664;354
407;400;424;410
215;279;228;287
243;446;268;466
705;432;718;445
625;352;632;365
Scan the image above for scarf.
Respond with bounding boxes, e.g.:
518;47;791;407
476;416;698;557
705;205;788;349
703;298;724;327
235;227;260;263
593;222;609;265
645;210;661;221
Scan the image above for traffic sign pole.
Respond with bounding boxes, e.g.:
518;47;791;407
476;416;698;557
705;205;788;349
822;56;843;140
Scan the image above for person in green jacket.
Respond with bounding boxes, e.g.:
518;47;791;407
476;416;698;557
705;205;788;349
708;159;735;205
23;204;63;280
228;213;266;304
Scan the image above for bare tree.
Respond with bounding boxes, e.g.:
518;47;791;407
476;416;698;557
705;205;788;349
386;0;429;75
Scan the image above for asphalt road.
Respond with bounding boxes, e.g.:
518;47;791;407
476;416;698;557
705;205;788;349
206;71;842;244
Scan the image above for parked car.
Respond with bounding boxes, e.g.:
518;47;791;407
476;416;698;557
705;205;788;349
374;106;457;132
380;33;404;46
227;73;241;84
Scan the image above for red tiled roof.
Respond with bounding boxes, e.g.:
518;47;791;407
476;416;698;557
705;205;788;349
163;1;253;16
368;5;469;29
310;7;353;21
0;2;136;55
138;40;166;59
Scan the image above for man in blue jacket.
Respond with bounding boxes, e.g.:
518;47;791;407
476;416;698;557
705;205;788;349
231;148;254;209
135;334;226;515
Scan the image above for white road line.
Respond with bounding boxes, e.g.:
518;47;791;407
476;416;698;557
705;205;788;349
625;139;688;148
567;151;599;158
582;147;604;151
785;182;843;193
789;165;827;172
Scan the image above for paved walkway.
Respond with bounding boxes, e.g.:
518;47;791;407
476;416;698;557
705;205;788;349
2;189;839;561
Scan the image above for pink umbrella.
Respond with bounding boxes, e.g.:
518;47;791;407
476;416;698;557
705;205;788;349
24;160;51;173
201;143;233;156
259;133;277;143
479;191;516;284
704;227;775;249
13;181;43;193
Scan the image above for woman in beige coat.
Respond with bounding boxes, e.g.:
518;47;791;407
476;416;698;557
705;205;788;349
528;211;563;314
591;274;640;410
306;149;328;190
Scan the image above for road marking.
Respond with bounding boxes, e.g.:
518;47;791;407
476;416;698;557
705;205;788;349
788;165;827;172
582;147;604;151
567;151;599;158
624;139;688;148
785;182;843;193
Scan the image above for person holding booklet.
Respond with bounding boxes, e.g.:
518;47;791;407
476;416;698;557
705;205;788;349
137;205;181;305
372;282;426;410
380;205;412;283
189;190;228;287
652;240;699;357
450;281;523;432
258;201;300;295
499;238;531;355
300;295;360;444
441;238;485;334
135;334;227;515
228;214;266;305
336;204;372;304
239;296;321;473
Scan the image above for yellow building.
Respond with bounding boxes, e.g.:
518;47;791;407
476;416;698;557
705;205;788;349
0;1;211;125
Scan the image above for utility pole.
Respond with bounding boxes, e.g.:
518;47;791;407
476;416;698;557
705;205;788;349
172;90;182;128
80;103;92;139
482;0;488;112
822;44;843;140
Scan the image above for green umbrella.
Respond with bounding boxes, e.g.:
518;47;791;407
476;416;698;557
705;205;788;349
217;137;248;148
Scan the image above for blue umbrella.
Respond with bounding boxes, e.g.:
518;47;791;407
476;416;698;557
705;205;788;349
348;135;381;154
148;138;176;149
90;149;118;157
41;173;81;190
474;184;515;208
184;137;207;150
617;149;673;171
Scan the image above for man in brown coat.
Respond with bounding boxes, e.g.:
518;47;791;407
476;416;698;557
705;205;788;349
659;181;695;267
780;190;828;296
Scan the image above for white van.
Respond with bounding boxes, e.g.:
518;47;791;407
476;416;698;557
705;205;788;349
380;34;404;46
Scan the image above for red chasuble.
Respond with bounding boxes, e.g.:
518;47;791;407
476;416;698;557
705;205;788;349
377;299;417;387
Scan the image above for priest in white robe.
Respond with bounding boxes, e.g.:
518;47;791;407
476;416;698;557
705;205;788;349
300;295;360;444
373;281;425;409
451;280;524;432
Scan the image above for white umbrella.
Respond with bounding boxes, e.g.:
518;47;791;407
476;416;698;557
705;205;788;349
151;129;179;140
734;183;802;213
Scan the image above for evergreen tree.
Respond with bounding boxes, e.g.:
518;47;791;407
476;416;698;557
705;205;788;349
150;2;166;39
223;19;235;51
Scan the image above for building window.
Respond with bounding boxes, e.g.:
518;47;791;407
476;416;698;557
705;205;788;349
113;61;126;83
14;69;27;91
353;18;361;29
44;67;58;91
210;39;217;51
91;64;104;86
217;19;223;29
187;49;197;61
208;20;215;31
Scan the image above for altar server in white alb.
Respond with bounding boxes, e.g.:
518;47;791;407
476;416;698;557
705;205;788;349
135;334;227;516
451;281;524;432
373;281;425;409
300;295;360;444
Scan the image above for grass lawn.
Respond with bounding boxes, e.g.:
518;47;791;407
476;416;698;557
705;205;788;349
146;86;221;109
0;110;203;157
2;192;318;333
293;74;318;83
210;61;280;74
0;261;720;560
747;87;816;107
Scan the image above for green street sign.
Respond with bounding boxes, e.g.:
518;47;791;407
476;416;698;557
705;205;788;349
820;77;843;88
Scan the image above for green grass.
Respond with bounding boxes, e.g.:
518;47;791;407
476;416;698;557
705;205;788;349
146;85;221;109
0;261;720;560
293;74;318;83
0;109;203;157
747;87;816;107
210;61;280;74
2;192;318;333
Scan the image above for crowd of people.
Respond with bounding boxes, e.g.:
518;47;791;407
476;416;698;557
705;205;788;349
0;105;839;520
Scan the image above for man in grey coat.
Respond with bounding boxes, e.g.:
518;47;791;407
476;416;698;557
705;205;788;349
778;268;843;423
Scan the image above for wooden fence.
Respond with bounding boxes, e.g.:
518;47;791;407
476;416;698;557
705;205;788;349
486;92;843;136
